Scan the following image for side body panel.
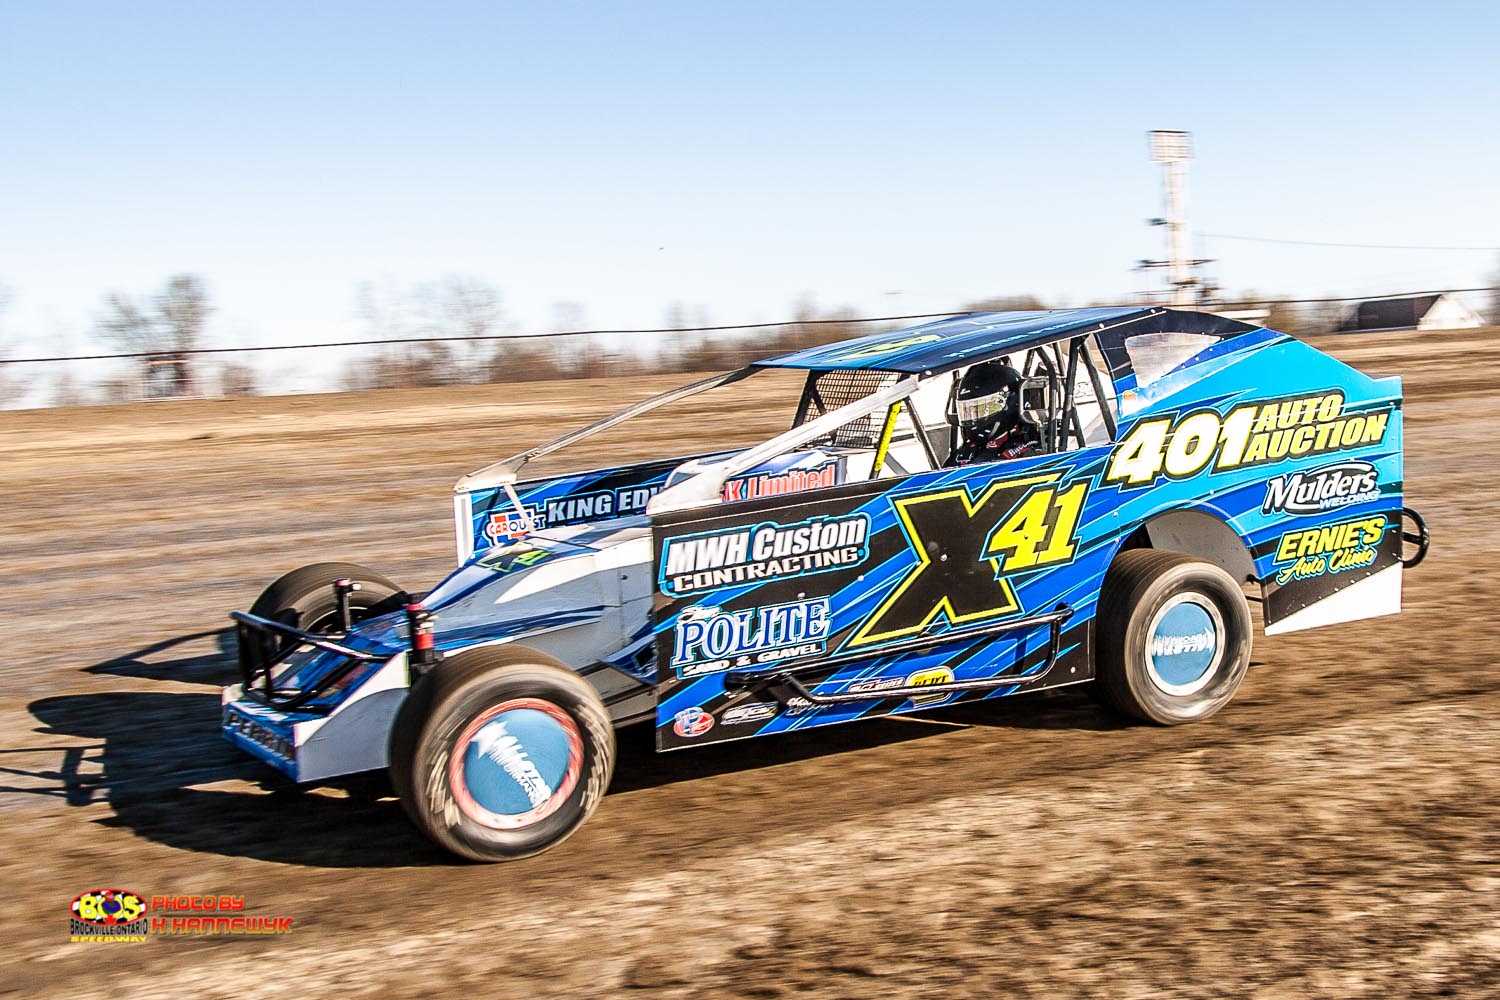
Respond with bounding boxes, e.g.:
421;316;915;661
651;333;1406;749
462;456;693;557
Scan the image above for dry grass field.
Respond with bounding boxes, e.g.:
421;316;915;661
2;328;1498;998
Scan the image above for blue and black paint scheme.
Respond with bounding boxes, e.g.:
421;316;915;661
225;306;1418;783
650;308;1408;750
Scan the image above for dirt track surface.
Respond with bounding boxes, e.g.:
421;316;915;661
3;330;1498;999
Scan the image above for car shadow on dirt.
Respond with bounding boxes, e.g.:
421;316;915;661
24;632;1151;868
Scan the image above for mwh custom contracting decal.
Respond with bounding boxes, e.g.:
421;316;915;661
1106;390;1391;487
849;473;1085;646
659;513;870;597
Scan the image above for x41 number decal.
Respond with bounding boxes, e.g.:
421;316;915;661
849;474;1086;647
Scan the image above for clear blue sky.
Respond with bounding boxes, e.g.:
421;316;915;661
1;1;1497;386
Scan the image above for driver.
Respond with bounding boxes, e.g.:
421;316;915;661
948;358;1039;466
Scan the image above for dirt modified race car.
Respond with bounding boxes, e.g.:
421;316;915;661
225;307;1429;861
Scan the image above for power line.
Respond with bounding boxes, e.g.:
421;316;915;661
1201;232;1500;252
0;310;967;365
1213;286;1498;306
3;288;1497;366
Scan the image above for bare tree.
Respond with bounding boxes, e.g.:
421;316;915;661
218;361;260;397
51;369;89;408
348;276;517;389
961;294;1048;312
0;282;15;402
1489;254;1500;325
97;274;211;397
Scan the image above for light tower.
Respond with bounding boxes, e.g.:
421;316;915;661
1139;130;1210;306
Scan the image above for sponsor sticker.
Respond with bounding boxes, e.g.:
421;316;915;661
1262;460;1380;516
1272;514;1390;584
670;598;831;677
672;706;715;738
485;504;542;543
827;333;942;362
847;676;904;695
222;707;294;763
660;513;870;597
484;485;662;544
1107;390;1393;487
720;702;779;726
722;460;841;503
904;666;955;706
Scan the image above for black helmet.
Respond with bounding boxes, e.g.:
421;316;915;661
955;359;1023;446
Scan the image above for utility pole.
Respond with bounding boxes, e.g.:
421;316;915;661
1139;130;1212;306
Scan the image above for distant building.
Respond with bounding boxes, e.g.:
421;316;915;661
1338;293;1485;333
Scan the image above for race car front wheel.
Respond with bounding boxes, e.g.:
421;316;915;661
1094;550;1252;726
242;561;405;669
389;646;615;862
248;560;404;635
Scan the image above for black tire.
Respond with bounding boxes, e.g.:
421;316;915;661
389;646;615;862
248;561;404;635
241;561;404;672
1094;550;1252;726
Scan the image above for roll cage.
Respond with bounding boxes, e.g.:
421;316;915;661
455;327;1133;523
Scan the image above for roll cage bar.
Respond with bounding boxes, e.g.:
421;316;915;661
453;326;1130;524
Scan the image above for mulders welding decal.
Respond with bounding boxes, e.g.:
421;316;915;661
849;474;1085;646
658;512;870;597
1261;460;1380;516
1106;390;1392;487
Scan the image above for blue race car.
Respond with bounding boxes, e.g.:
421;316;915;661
225;307;1429;861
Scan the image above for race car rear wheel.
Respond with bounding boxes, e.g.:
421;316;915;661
389;646;615;862
1094;550;1252;725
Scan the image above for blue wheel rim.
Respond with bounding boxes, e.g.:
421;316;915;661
451;699;582;829
1145;595;1222;696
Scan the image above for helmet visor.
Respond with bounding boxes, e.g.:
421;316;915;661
957;389;1008;427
